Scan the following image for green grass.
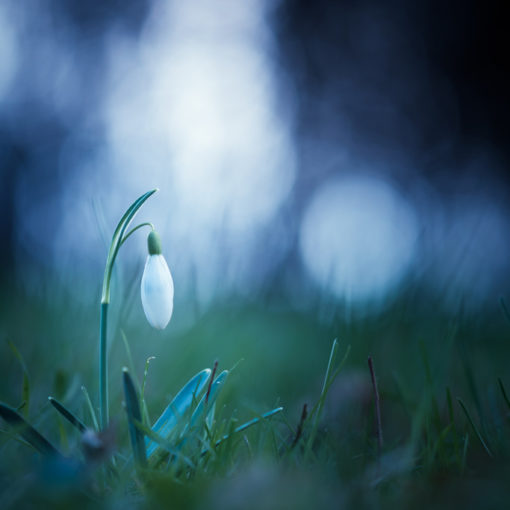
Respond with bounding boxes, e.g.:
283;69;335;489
1;277;510;509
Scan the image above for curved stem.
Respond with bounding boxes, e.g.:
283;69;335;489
98;189;158;431
120;222;154;247
101;190;158;305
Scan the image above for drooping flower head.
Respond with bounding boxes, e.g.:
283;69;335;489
141;230;174;329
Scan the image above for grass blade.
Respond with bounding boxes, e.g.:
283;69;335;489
498;378;510;412
0;402;61;457
120;330;138;385
457;398;493;458
188;371;228;431
141;356;156;425
368;356;383;454
123;368;147;469
304;339;350;459
133;419;195;469
446;387;461;468
461;434;469;473
213;407;284;449
500;296;510;324
7;341;30;417
48;397;86;433
81;385;99;431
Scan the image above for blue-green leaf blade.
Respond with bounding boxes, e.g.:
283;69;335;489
123;369;147;468
0;402;62;457
7;341;30;417
146;368;211;458
188;370;229;431
48;397;87;433
200;407;284;457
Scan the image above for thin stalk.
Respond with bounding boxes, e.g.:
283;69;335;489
304;339;341;460
457;398;493;458
97;189;158;431
498;377;510;411
120;222;155;247
99;302;109;430
368;356;383;455
290;403;308;450
205;360;218;404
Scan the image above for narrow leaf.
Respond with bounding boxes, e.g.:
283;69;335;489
141;356;156;425
7;341;30;417
498;378;510;412
188;370;228;431
123;368;147;468
133;419;195;469
81;385;99;431
0;402;61;457
213;407;284;449
146;368;211;458
305;339;350;459
500;296;510;324
457;398;493;458
120;330;138;387
102;189;158;301
446;387;461;468
48;397;86;433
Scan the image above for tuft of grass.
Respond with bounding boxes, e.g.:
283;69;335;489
457;398;494;459
7;341;30;418
2;287;510;509
0;403;61;457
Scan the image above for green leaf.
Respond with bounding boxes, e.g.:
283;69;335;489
213;407;283;450
0;402;61;457
500;296;510;324
457;398;493;458
133;419;195;469
81;385;99;431
141;356;156;426
304;339;350;460
187;370;228;431
7;341;30;418
102;189;158;302
48;397;86;433
123;368;147;469
498;378;510;412
146;368;211;458
446;387;461;468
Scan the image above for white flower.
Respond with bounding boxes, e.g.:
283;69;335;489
141;231;174;329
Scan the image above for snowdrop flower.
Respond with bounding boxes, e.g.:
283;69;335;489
141;230;174;329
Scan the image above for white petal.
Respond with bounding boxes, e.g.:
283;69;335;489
141;254;174;329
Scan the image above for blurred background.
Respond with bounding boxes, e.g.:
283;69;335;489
1;0;509;310
1;0;509;437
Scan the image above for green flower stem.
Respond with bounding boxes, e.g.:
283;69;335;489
98;189;158;430
99;301;109;429
120;222;155;247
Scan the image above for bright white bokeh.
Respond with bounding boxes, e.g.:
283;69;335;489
32;0;297;313
299;174;419;303
103;0;294;231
